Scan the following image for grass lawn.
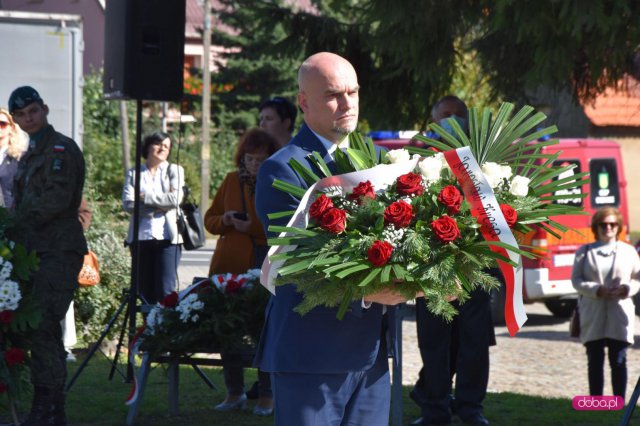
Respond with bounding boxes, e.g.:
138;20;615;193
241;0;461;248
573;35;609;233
1;352;636;425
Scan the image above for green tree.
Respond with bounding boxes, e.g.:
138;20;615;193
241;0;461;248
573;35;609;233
211;0;301;130
224;0;640;127
82;72;136;199
473;1;640;102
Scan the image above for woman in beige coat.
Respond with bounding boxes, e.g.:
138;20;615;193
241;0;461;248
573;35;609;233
571;207;640;399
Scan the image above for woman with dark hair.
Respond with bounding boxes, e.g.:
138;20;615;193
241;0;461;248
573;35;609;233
572;206;640;400
204;128;279;416
258;96;297;148
122;131;184;304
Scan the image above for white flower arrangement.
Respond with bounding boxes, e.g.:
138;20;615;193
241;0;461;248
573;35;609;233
419;155;446;183
481;162;513;188
509;175;531;197
386;149;411;164
176;293;205;323
0;257;21;311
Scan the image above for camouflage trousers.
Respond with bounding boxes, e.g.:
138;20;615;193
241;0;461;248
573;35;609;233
30;251;83;388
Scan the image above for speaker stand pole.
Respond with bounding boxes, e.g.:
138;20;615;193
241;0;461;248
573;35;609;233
125;99;144;383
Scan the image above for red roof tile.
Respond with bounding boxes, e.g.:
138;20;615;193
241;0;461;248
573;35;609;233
582;76;640;127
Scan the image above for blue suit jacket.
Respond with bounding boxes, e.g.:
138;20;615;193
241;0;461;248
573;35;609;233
254;124;392;374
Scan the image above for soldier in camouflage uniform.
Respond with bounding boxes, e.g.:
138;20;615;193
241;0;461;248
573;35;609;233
9;86;87;426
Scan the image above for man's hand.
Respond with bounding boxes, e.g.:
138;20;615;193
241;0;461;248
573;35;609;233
364;288;424;306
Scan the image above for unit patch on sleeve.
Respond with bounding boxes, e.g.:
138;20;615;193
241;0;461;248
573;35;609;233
52;158;63;171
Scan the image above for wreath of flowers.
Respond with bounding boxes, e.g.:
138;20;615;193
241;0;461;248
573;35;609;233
139;269;269;357
0;208;40;420
265;103;588;322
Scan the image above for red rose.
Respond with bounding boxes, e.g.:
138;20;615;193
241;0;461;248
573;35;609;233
226;279;243;294
437;185;463;215
431;215;461;243
161;292;179;308
319;208;347;234
0;311;13;325
500;204;518;228
0;383;7;393
309;194;334;221
4;348;25;368
396;172;424;196
348;181;376;203
368;240;394;267
384;201;414;229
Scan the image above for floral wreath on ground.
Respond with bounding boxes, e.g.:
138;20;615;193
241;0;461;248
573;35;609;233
138;269;268;357
0;207;40;420
264;103;588;332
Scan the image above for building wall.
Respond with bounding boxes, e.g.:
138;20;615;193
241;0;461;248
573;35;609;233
1;0;105;74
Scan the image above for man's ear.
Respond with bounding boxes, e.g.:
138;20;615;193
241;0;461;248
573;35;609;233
283;117;292;130
43;104;50;116
297;92;307;114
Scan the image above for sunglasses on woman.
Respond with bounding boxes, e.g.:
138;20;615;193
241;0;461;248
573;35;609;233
0;121;9;129
598;222;618;230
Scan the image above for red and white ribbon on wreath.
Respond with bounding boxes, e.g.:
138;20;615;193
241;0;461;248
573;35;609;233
444;147;527;336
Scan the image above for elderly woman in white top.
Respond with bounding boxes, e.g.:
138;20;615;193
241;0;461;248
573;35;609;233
122;132;184;304
571;206;640;400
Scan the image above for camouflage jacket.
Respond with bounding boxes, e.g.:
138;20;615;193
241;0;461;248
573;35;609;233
13;125;87;254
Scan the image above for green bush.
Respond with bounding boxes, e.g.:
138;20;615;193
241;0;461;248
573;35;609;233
74;194;131;344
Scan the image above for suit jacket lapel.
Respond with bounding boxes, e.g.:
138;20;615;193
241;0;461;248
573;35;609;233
294;124;337;176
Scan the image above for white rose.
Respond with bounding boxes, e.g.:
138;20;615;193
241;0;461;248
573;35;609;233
385;149;411;164
482;162;510;188
435;152;450;171
500;165;513;180
509;175;531;197
418;155;444;182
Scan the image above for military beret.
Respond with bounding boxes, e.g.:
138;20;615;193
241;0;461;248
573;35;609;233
8;86;43;113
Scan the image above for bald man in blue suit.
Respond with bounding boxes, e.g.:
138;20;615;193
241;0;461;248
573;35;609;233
255;52;412;426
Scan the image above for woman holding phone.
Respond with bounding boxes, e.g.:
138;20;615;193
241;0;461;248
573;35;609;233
204;128;279;416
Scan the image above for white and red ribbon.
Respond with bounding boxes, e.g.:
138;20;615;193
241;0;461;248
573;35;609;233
444;147;527;336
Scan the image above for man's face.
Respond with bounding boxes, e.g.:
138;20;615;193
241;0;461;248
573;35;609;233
259;107;289;136
11;102;48;135
298;60;359;143
433;100;465;122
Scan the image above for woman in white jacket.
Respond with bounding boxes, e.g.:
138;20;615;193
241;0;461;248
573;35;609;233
571;207;640;400
122;132;184;304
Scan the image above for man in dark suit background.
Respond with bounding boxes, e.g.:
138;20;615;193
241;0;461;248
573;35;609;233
410;96;496;426
255;51;412;426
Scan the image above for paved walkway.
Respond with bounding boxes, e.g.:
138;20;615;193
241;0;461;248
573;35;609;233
177;240;640;400
176;238;216;289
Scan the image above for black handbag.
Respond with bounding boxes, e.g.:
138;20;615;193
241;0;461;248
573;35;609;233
178;186;206;250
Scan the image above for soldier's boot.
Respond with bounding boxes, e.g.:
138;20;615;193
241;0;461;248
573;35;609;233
51;387;67;426
21;385;54;426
